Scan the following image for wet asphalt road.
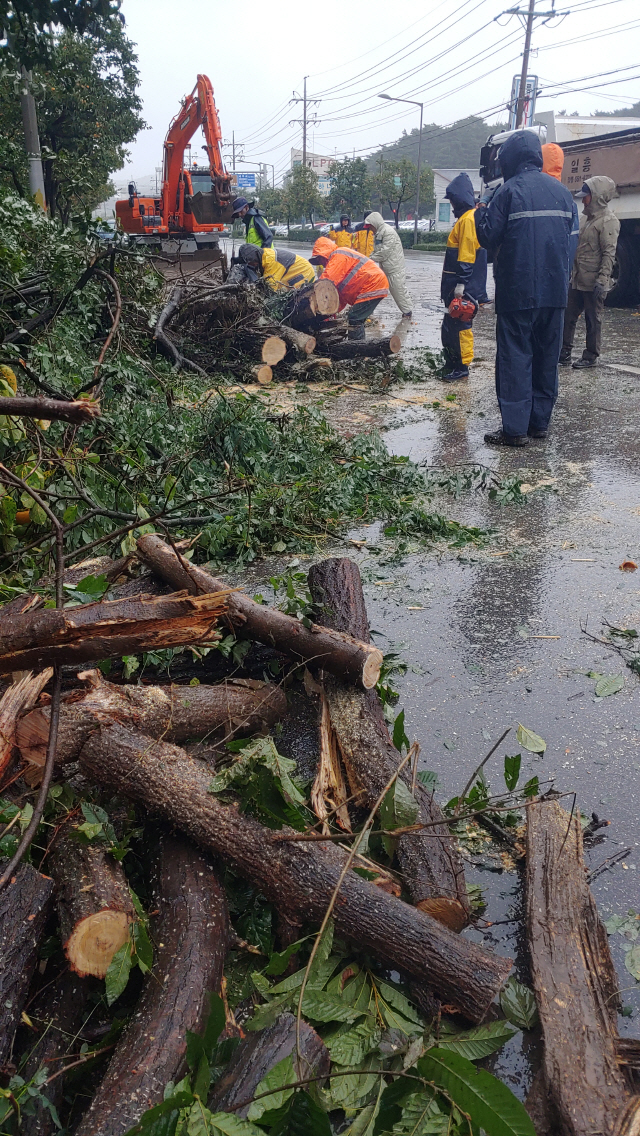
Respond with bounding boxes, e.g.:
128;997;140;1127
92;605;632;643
239;242;640;1087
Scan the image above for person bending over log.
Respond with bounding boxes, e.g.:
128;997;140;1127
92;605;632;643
238;243;316;292
309;237;389;342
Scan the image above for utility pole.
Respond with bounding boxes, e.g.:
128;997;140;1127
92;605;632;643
515;0;535;128
18;66;46;208
502;1;569;128
232;131;236;171
302;76;307;169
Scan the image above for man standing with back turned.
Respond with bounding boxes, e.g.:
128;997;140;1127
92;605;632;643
475;131;578;446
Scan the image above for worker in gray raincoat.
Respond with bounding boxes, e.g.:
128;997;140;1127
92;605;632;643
362;211;412;317
560;175;620;369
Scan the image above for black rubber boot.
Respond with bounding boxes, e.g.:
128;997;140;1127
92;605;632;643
347;324;366;341
558;351;572;366
484;429;530;447
438;367;469;382
527;429;547;439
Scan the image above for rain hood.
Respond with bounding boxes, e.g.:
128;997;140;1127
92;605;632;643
499;130;543;182
445;172;476;211
583;175;617;216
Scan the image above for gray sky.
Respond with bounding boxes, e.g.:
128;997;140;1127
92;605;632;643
118;0;640;184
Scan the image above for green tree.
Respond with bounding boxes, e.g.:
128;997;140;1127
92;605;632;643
257;185;287;223
0;20;143;220
1;0;121;66
372;157;434;228
283;164;322;227
326;156;372;219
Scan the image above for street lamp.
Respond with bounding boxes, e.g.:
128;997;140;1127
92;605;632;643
378;93;424;248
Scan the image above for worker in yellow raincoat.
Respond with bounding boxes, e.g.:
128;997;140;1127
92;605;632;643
329;215;353;247
439;173;487;381
238;244;315;291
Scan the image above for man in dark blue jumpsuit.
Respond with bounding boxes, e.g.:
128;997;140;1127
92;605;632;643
475;131;578;447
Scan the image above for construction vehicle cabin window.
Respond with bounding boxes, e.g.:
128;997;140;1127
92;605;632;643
190;173;213;193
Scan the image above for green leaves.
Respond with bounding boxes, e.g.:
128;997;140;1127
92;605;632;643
327;1017;382;1065
269;1091;332;1136
624;945;640;981
379;780;418;834
436;1021;518;1061
503;755;521;792
516;725;546;754
247;1055;296;1120
418;1050;536;1136
210;737;309;830
105;940;133;1006
594;674;625;698
500;978;539;1030
392;709;410;753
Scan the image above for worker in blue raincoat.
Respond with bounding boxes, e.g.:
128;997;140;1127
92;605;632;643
439;172;488;382
475;131;579;447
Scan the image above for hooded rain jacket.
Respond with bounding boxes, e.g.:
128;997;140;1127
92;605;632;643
363;211;412;313
572;175;620;292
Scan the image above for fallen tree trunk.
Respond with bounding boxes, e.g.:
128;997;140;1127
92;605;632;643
209;1012;330;1117
323;334;401;360
21;968;94;1136
75;832;229;1136
16;668;288;771
308;558;469;931
526;797;630;1135
0;863;54;1067
288;279;339;328
79;724;512;1022
0;589;229;675
0;395;100;424
136;534;382;691
0;592;44;616
49;828;136;978
154;285;207;376
280;326;316;356
0;668;52;781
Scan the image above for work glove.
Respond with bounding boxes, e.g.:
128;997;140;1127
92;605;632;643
454;283;465;298
593;281;608;302
477;185;498;206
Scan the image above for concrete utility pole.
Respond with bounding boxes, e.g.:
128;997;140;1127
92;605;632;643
378;93;424;247
502;0;569;128
19;67;46;208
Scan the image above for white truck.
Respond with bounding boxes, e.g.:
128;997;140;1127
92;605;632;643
479;123;640;305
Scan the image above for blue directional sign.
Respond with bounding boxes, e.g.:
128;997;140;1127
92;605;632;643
236;173;256;188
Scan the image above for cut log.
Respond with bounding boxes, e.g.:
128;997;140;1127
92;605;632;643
74;832;229;1136
21;968;94;1136
253;364;273;385
79;724;512;1022
0;593;44;616
526;797;630;1136
324;334;401;360
0;863;54;1067
0;668;53;781
209;1012;330;1117
308;558;469;931
48;830;136;978
280;326;316;356
16;668;288;772
0;395;100;424
0;589;229;675
136;534;383;691
288;280;340;329
314;278;340;315
261;336;287;365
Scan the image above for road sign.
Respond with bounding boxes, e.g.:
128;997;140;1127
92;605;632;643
235;172;256;188
508;75;538;130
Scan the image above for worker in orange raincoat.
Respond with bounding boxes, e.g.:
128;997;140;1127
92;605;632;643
541;143;565;181
309;237;388;339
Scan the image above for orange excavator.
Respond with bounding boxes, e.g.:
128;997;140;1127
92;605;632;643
116;74;233;258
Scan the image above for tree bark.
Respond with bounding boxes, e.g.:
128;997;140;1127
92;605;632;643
48;830;136;978
79;724;512;1022
308;558;469;931
0;396;100;424
0;589;230;675
74;832;229;1136
0;668;52;781
16;668;288;771
0;863;54;1067
136;535;383;691
21;968;94;1136
526;797;631;1136
0;592;44;616
288;280;339;328
323;335;401;360
209;1012;330;1117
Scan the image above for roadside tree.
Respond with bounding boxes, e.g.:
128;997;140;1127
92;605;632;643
372;157;435;228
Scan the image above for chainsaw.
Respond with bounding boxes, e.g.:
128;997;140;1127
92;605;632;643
448;295;479;321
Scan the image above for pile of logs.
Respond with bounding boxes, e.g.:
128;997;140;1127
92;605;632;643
1;540;639;1136
153;269;402;383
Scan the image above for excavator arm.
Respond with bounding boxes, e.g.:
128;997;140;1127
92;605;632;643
162;73;231;226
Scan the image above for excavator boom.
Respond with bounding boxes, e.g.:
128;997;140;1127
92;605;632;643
116;74;233;257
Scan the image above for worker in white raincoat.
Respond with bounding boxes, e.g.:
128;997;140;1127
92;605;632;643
362;211;412;317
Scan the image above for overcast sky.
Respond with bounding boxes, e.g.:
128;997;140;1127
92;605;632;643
117;0;639;185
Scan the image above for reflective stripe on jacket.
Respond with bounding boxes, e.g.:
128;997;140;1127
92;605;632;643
351;226;374;256
440;209;487;304
320;247;388;309
244;208;273;247
261;247;316;291
329;226;352;247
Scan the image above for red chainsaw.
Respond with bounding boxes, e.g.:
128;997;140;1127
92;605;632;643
448;295;478;321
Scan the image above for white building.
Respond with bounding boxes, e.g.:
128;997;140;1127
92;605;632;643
433;169;481;232
534;112;640;143
290;149;335;196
